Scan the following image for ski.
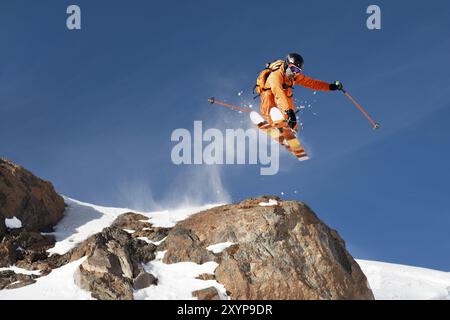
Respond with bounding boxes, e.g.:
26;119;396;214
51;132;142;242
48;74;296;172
250;109;309;161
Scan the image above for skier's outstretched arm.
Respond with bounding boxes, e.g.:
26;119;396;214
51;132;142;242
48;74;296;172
295;73;331;91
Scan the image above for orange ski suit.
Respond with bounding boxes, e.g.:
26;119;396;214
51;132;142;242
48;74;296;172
259;60;330;117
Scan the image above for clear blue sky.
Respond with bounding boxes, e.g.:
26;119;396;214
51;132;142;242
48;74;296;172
1;1;450;270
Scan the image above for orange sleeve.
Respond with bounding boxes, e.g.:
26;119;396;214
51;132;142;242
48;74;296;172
295;73;330;91
266;71;292;112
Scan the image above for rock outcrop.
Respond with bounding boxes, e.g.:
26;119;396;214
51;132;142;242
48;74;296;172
161;196;374;300
0;195;374;300
4;230;56;272
111;212;169;242
0;270;37;290
0;158;65;233
0;211;159;299
0;159;160;299
0;159;374;300
0;158;63;269
73;226;157;300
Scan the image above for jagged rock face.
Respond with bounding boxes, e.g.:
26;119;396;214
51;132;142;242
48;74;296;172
111;212;169;242
0;229;55;270
0;225;54;269
0;270;37;290
0;198;375;300
162;197;374;300
73;226;157;300
0;212;159;299
0;159;374;301
0;158;65;232
163;227;216;264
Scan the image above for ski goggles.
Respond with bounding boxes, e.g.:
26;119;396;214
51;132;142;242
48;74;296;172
288;64;303;74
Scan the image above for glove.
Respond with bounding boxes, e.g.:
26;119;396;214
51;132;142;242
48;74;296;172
285;109;297;130
329;80;343;91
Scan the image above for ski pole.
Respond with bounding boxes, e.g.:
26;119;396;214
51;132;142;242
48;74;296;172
341;89;380;130
208;97;253;113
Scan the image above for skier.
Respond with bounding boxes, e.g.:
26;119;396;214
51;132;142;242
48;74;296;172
255;53;343;131
208;53;377;161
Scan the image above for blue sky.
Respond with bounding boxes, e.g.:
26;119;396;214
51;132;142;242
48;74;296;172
1;1;450;270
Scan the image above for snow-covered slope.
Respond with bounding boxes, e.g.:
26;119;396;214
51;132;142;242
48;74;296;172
1;197;449;300
135;251;229;300
0;259;92;300
0;197;225;300
357;259;450;300
48;196;220;255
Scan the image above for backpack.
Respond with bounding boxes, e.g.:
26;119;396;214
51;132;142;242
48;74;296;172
253;60;285;97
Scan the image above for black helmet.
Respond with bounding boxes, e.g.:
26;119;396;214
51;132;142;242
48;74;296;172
286;53;304;70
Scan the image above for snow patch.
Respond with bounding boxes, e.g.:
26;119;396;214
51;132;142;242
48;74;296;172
47;197;137;255
207;242;235;254
144;204;221;228
137;236;166;246
0;258;92;300
134;251;229;300
5;217;22;229
357;259;450;300
259;199;278;206
0;266;41;276
123;229;135;234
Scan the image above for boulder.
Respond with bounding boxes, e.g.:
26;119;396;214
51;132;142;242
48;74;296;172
162;196;374;300
72;225;157;300
74;266;134;300
0;158;65;232
133;271;157;290
162;227;215;264
110;212;150;230
192;286;221;300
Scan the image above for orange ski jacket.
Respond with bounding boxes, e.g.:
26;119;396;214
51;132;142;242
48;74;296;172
260;60;330;116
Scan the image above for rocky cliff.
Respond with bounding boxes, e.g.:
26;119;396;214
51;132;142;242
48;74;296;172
0;158;65;271
0;160;374;300
161;197;373;300
0;158;65;232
